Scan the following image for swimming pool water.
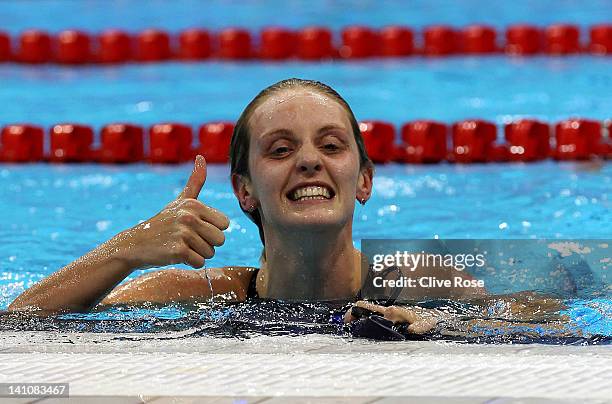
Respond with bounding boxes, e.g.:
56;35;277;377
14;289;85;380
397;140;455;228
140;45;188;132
0;0;611;342
1;163;610;318
1;58;612;133
0;0;610;33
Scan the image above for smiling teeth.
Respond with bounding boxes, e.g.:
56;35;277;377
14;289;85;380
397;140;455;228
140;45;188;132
292;186;331;201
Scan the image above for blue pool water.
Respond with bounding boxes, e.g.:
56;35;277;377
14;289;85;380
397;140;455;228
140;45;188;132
1;58;612;133
1;162;610;341
0;0;611;341
0;0;610;33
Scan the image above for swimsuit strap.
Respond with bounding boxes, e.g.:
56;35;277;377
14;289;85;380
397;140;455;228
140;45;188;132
247;268;260;299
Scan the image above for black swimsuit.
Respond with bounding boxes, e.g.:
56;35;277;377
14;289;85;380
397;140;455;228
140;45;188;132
244;266;437;341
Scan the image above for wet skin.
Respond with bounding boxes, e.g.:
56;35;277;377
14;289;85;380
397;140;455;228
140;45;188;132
105;89;374;303
244;90;368;232
9;87;483;335
231;89;373;301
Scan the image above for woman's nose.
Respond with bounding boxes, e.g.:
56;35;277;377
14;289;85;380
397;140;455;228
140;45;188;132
296;144;322;173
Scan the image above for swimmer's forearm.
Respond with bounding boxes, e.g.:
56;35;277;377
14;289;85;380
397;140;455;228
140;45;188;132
482;291;565;321
8;231;137;314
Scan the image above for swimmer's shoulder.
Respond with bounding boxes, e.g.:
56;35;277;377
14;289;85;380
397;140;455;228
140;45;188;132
99;266;259;306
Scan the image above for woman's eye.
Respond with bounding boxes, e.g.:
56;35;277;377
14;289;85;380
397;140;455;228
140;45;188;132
272;146;290;155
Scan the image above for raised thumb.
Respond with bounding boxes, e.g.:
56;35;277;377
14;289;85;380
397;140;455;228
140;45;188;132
178;155;207;200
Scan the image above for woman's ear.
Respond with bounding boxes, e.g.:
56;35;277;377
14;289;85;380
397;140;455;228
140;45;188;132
356;164;374;203
231;173;258;211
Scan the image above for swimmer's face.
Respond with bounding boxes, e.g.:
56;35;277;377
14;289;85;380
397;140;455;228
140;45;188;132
240;88;372;232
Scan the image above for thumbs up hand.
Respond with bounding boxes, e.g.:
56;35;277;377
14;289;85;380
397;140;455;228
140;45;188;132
179;153;208;200
115;155;231;270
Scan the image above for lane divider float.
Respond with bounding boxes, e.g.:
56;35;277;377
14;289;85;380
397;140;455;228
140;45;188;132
0;24;610;64
0;119;610;164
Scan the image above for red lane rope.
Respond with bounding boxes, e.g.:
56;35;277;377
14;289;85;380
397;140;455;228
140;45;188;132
0;119;610;164
0;24;610;64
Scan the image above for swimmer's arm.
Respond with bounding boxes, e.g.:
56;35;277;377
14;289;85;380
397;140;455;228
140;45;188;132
407;263;564;313
478;291;565;321
347;299;568;337
394;264;487;301
98;266;256;306
9;156;231;315
394;265;562;316
7;232;137;314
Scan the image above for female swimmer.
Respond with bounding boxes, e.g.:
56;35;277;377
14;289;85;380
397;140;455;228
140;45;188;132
8;79;484;334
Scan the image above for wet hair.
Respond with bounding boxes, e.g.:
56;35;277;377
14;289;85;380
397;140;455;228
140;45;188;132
229;78;373;252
